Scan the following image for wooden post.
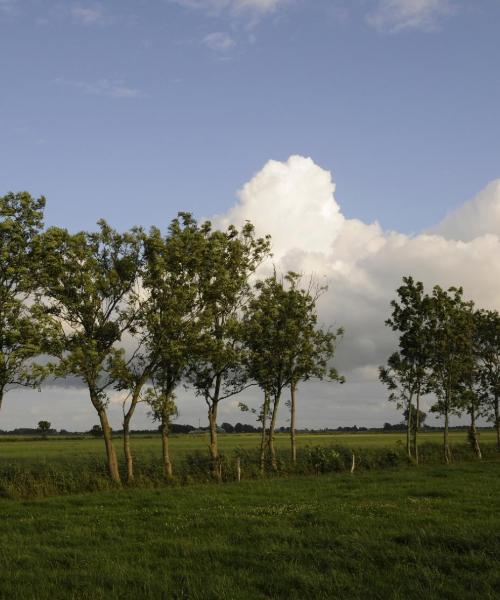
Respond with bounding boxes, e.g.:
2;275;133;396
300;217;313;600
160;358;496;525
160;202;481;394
350;452;356;474
236;457;241;482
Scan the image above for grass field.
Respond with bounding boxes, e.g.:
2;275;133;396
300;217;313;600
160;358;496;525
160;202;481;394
1;430;497;466
1;459;499;599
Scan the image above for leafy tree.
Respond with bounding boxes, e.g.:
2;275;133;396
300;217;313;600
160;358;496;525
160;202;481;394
112;214;205;482
380;352;421;459
90;424;103;437
40;221;142;483
37;420;51;437
0;193;55;421
243;273;343;470
187;221;270;479
427;286;474;464
474;309;500;451
384;277;431;463
221;422;234;433
402;405;427;431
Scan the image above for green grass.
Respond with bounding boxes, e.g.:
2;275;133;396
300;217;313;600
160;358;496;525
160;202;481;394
1;430;497;465
1;460;499;599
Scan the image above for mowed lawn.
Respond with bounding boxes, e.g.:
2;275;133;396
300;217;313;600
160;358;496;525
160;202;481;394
0;460;499;599
1;431;497;469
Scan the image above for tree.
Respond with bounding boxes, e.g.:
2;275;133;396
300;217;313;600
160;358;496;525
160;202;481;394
474;309;500;451
380;352;421;459
37;420;51;437
187;221;270;479
112;214;205;482
384;277;431;463
402;405;427;431
221;422;234;433
40;221;142;483
90;424;103;437
243;273;343;470
427;286;473;464
0;193;55;422
145;387;178;479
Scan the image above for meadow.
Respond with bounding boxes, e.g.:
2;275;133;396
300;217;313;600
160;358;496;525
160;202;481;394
1;459;499;599
2;430;497;464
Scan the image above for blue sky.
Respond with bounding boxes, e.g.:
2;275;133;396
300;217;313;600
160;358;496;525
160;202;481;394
2;1;500;429
2;0;499;234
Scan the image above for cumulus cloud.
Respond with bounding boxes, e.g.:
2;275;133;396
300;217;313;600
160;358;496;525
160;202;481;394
367;0;454;32
431;180;500;241
215;155;500;418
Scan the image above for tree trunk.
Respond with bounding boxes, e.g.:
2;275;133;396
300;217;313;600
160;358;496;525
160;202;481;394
443;408;451;465
469;405;482;459
208;400;221;481
122;375;149;483
260;392;269;474
161;423;173;480
267;393;280;472
123;417;134;483
290;381;297;466
97;408;121;484
495;394;500;452
406;395;413;460
414;390;420;465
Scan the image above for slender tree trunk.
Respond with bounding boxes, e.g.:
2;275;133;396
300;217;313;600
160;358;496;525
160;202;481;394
443;408;451;465
0;389;4;414
122;375;148;483
406;395;413;460
161;422;173;479
208;400;221;481
469;405;482;459
97;408;121;484
414;390;420;465
290;381;297;466
260;392;269;474
495;394;500;452
267;393;280;472
123;416;134;482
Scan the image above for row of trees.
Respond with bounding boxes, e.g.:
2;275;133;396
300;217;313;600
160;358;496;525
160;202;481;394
0;192;343;483
381;277;500;464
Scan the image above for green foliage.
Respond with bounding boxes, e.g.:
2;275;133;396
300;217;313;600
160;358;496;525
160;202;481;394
40;221;142;408
0;192;55;409
243;273;343;398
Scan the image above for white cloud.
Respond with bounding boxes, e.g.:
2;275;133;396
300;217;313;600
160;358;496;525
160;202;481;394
55;78;145;99
367;0;454;32
431;180;500;241
173;0;285;16
215;155;500;423
71;4;105;25
203;31;236;51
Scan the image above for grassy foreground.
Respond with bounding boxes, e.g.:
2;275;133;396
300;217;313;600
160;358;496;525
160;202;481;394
1;460;499;599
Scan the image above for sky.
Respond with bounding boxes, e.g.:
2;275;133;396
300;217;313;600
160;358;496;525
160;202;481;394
1;0;500;430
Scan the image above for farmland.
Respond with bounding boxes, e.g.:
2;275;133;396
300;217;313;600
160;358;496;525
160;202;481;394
1;457;499;599
1;430;497;465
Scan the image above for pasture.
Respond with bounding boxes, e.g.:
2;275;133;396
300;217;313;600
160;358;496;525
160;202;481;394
1;430;496;465
1;459;499;599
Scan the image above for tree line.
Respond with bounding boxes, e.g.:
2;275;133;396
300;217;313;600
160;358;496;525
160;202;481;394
381;276;500;464
0;192;343;483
